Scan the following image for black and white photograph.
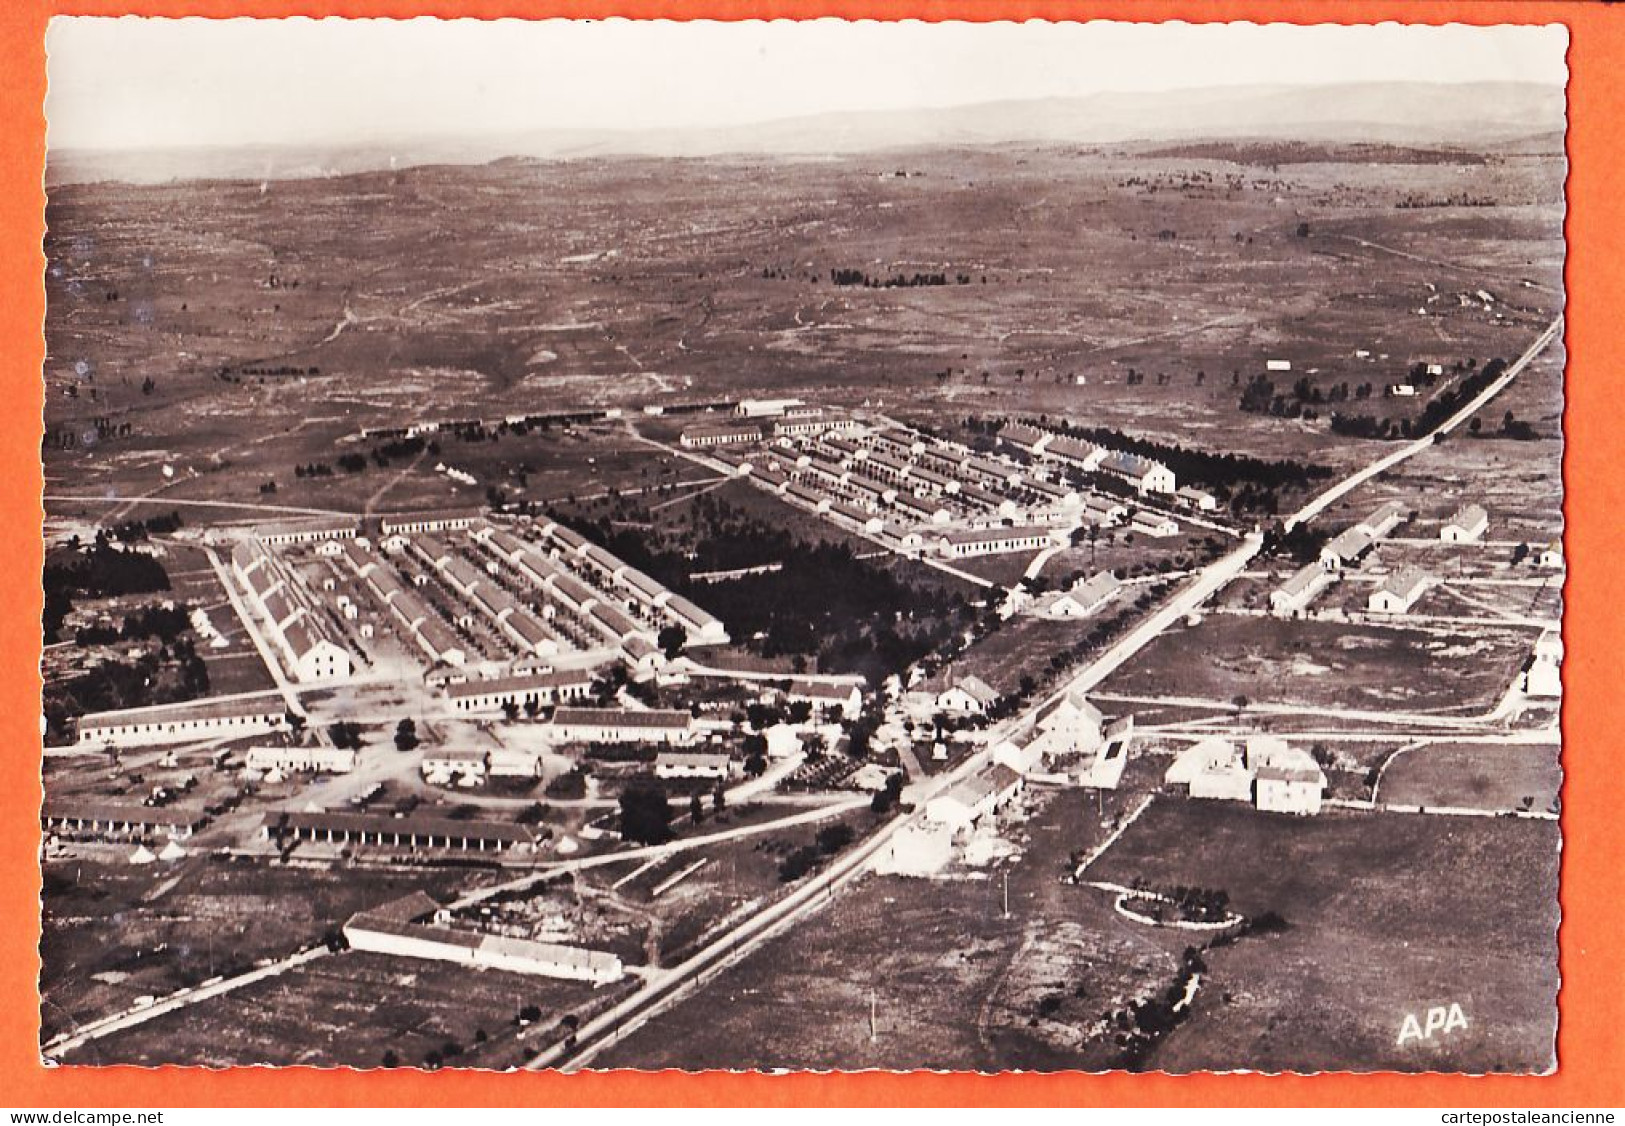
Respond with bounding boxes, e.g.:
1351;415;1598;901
38;17;1566;1074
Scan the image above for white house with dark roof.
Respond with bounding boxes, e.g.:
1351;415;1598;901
1248;735;1326;815
935;675;1001;715
787;678;863;719
1033;572;1120;619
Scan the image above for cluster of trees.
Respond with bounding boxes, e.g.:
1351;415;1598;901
1470;409;1539;441
1262;522;1332;564
224;364;321;378
369;435;435;467
870;770;907;814
829;268;959;288
1330;357;1509;442
619;784;673;845
104;512;184;541
293;462;335;479
1014;417;1332;502
72;601;192;647
328;721;365;750
1114;946;1209;1066
45;536;171;641
778;821;857;882
558;500;970;682
44;639;210;742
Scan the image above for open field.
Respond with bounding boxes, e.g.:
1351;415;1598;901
1377;740;1562;813
1101;612;1531;715
78;949;622;1069
40;856;489;1045
1087;798;1559;1073
45;141;1563;516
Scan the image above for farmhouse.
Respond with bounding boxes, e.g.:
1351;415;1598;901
447;670;594;713
1270;563;1333;616
924;765;1024;832
1368;567;1432;614
1249;736;1326;815
265;811;536;852
937;525;1056;559
1164;736;1252;802
1440;503;1489;543
1523;629;1563;698
1082;494;1128;524
787;678;863;719
43;802;209;841
77;694;289;748
935;675;1000;715
343;894;622;985
548;707;696;744
1033;572;1120;619
681;423;763;449
1023;689;1106;764
654;751;734;780
246;745;357;774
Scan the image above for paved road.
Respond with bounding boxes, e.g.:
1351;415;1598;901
1285;313;1562;531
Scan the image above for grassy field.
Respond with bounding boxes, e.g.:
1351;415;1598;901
1101;612;1531;715
78;950;623;1069
1087;798;1559;1073
44;142;1563;519
1377;741;1562;813
40;855;489;1045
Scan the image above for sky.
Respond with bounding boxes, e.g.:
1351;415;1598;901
45;17;1569;152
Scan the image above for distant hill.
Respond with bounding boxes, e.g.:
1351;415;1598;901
47;80;1565;187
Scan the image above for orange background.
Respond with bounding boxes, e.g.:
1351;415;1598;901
3;0;1620;1107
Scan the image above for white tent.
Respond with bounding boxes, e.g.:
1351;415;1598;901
129;845;156;865
158;839;188;861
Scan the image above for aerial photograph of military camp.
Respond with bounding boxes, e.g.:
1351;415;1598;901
39;18;1565;1073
